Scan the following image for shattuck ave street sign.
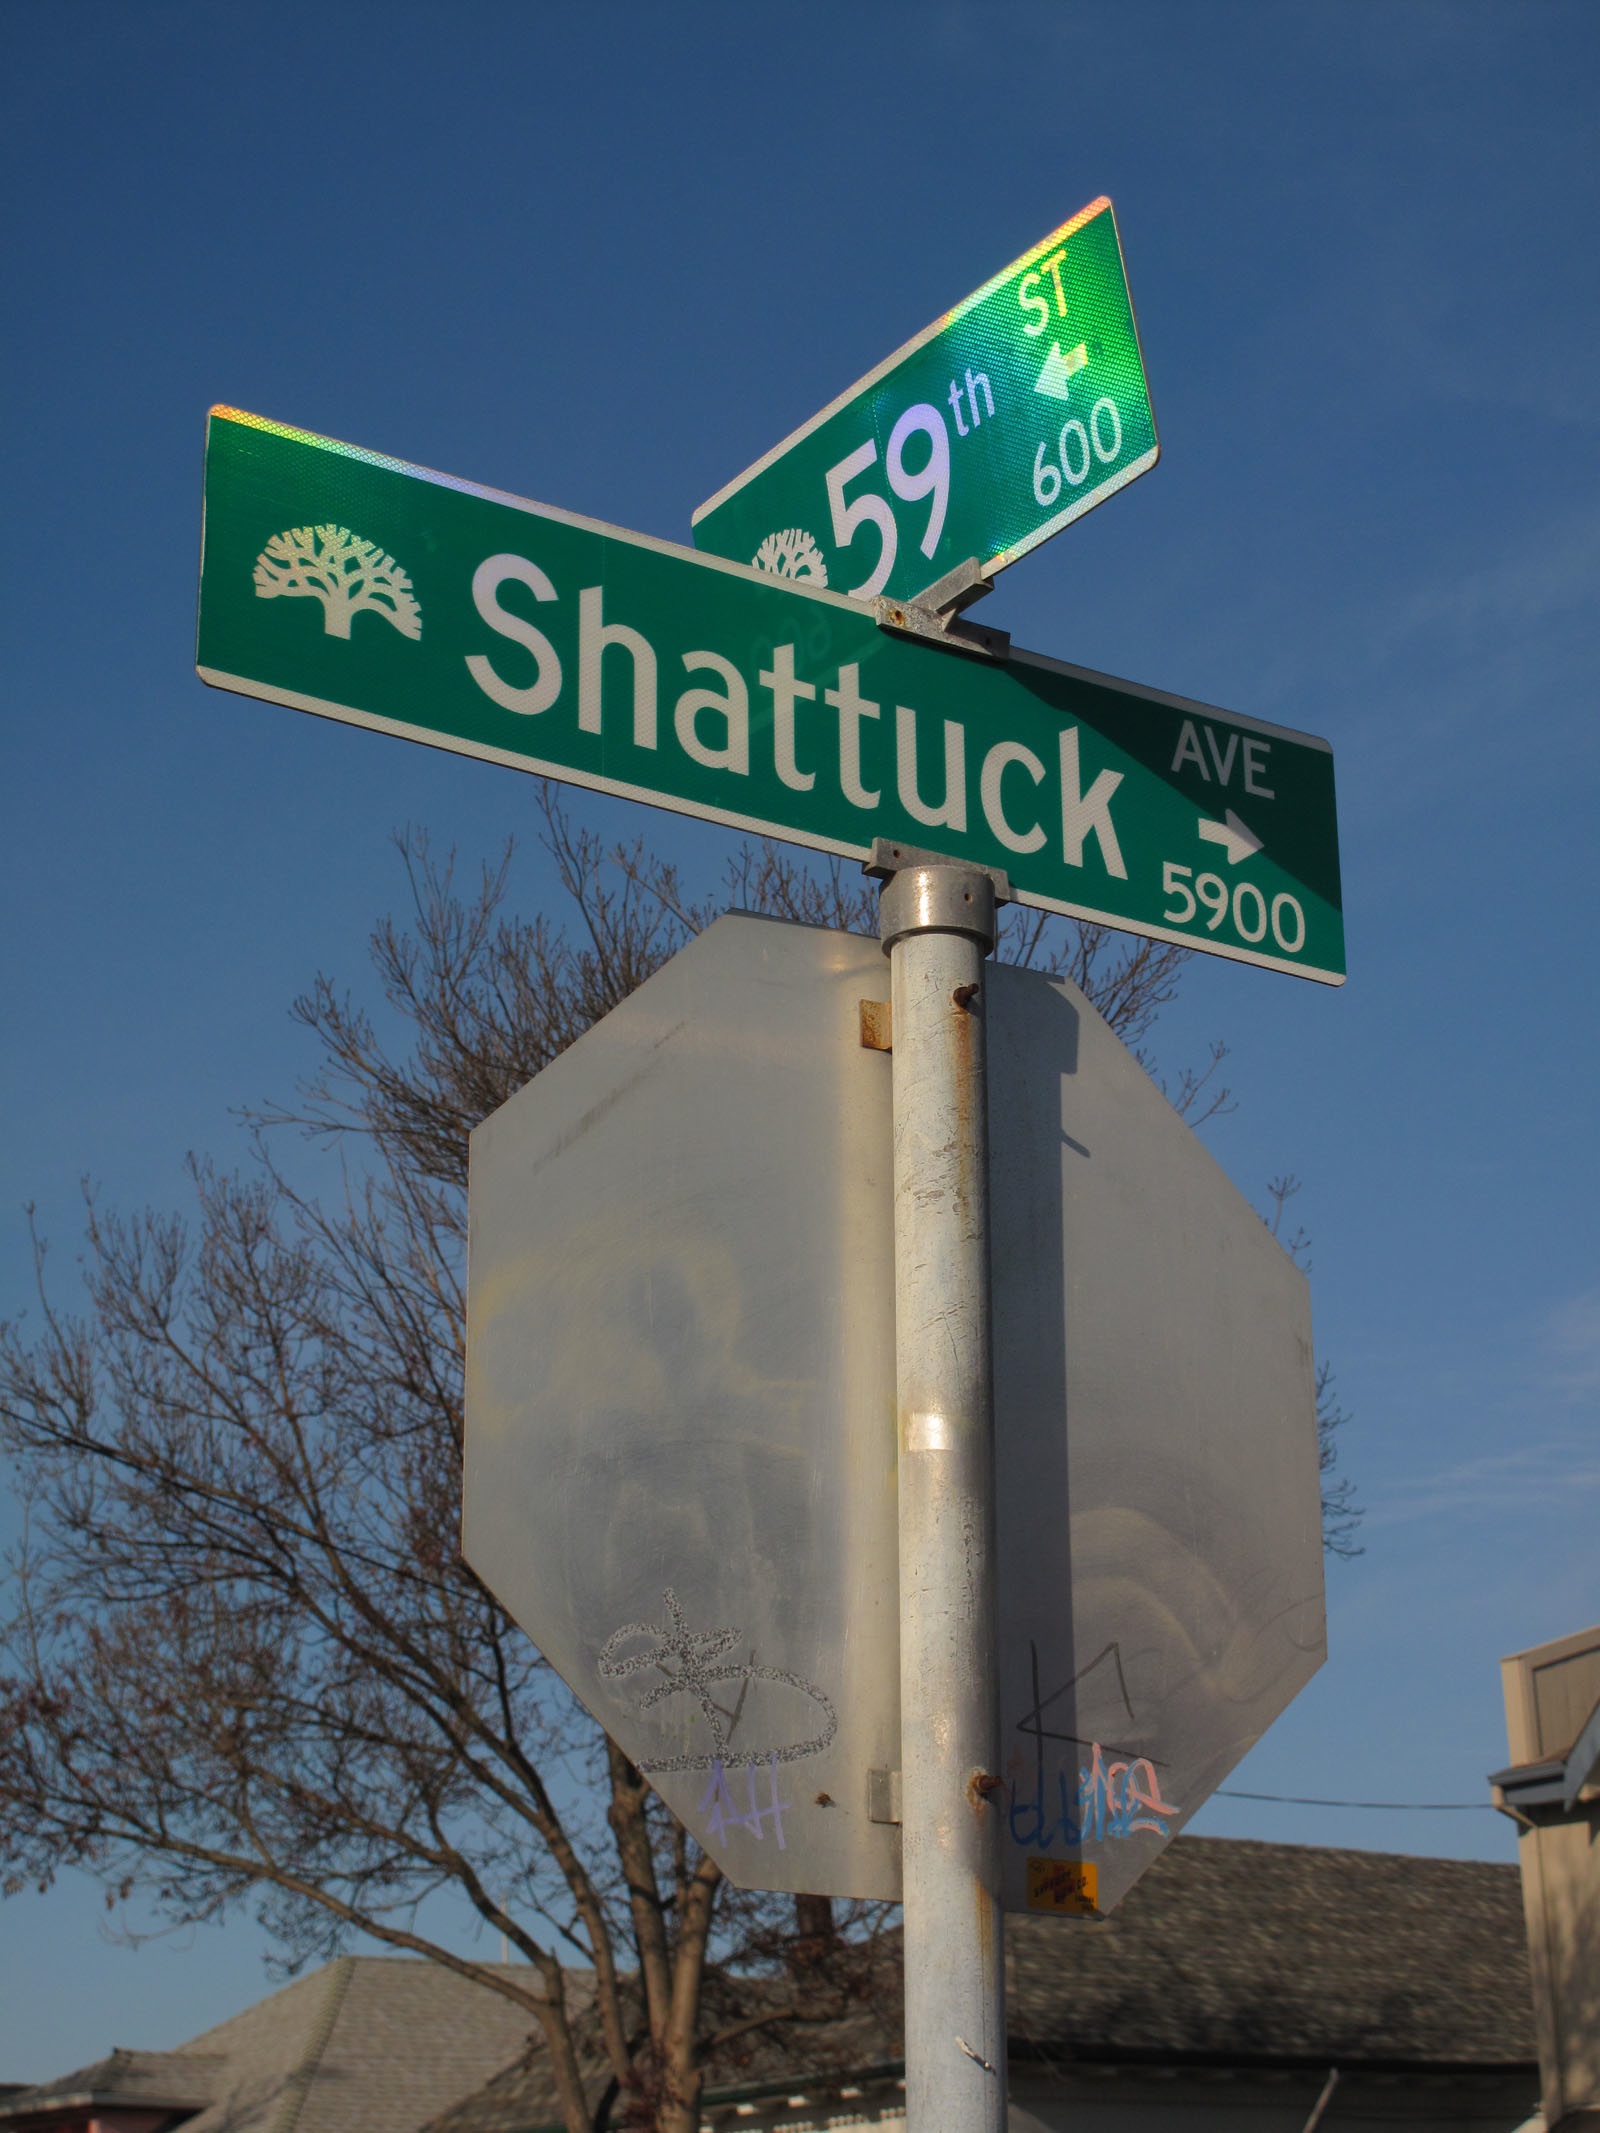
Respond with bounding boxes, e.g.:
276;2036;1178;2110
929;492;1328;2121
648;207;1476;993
692;198;1159;604
197;408;1344;982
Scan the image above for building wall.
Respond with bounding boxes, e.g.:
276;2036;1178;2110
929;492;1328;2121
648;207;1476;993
1501;1626;1600;2131
705;2070;1541;2133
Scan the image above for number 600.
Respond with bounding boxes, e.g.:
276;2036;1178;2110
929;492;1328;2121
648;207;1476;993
1033;396;1122;506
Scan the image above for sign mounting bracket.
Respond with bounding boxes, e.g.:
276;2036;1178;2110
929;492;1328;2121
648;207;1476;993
875;556;1010;660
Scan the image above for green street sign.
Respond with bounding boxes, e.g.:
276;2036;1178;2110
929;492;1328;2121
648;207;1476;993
692;198;1158;603
197;408;1343;984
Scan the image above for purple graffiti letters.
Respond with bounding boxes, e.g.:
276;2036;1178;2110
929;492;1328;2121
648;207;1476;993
699;1753;789;1849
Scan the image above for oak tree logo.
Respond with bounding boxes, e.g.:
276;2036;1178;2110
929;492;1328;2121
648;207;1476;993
253;525;423;640
752;527;828;587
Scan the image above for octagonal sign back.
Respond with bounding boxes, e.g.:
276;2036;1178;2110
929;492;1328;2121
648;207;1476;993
464;914;903;1901
463;913;1325;1914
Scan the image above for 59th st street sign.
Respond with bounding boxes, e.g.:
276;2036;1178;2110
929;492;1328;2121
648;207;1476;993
197;407;1343;982
693;198;1158;602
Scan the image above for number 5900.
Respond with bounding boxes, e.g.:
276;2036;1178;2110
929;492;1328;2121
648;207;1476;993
1162;861;1305;954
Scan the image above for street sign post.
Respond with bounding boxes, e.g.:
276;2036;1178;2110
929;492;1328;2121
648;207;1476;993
462;913;1326;1921
201;379;1341;2133
691;198;1158;604
877;862;1007;2133
197;407;1343;983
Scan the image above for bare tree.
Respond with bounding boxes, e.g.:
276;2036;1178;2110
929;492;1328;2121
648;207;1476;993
1264;1174;1364;1560
1313;1363;1363;1562
0;788;1352;2130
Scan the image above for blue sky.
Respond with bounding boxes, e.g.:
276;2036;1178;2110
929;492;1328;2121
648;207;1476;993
2;0;1597;2080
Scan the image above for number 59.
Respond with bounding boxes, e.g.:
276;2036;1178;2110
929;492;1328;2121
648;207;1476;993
825;404;951;598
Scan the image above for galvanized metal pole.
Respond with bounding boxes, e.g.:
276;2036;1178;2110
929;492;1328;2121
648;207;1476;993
878;855;1007;2133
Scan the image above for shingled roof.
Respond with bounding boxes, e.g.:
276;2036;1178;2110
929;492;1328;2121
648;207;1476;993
2;1838;1536;2133
424;1836;1537;2133
1006;1835;1534;2071
0;1958;540;2133
0;2050;223;2119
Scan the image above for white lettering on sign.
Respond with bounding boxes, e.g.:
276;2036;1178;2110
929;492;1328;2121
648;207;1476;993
580;585;657;750
760;643;817;794
826;440;897;599
945;368;996;439
1243;736;1275;798
825;663;881;811
824;396;970;595
1171;721;1207;777
980;741;1047;855
465;555;561;716
1204;728;1238;785
1170;717;1274;799
1032;395;1124;508
887;404;951;558
1059;726;1126;877
896;704;967;833
1163;862;1305;953
462;558;1141;890
1016;245;1070;337
675;650;749;776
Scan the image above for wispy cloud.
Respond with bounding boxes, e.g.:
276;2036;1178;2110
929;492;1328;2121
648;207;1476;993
1380;503;1600;650
1368;1436;1600;1528
1544;1288;1600;1401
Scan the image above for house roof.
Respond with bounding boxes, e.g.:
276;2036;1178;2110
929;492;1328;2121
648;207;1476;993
1006;1835;1534;2071
425;1836;1538;2133
0;2050;223;2116
0;1958;541;2133
2;1837;1536;2133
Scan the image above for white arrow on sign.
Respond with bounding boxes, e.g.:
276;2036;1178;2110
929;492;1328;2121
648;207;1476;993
1198;809;1264;865
1034;338;1088;399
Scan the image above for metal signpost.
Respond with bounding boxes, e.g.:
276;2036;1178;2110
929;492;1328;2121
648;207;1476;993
198;243;1340;2129
197;407;1343;985
875;860;1008;2132
692;198;1158;607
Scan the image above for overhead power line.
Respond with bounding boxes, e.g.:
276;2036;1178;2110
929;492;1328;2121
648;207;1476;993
1217;1788;1494;1811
